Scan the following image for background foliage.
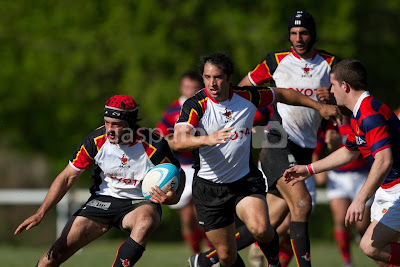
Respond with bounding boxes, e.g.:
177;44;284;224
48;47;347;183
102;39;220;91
1;0;399;243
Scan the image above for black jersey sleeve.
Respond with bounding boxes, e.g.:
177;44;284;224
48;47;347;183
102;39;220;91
176;90;207;129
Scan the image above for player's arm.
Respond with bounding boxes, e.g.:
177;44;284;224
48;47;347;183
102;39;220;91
284;146;360;185
171;124;234;151
14;164;83;235
345;147;392;226
238;75;253;86
272;87;341;122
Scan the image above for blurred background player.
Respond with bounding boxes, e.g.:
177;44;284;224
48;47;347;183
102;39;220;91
14;95;185;267
313;117;372;267
156;70;212;253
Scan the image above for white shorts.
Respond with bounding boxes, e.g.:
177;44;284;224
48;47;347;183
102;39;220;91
258;161;316;208
371;185;400;231
327;170;374;206
168;164;194;210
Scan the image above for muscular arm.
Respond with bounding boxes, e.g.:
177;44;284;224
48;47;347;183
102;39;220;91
272;87;340;121
171;124;234;151
14;164;83;234
345;148;392;226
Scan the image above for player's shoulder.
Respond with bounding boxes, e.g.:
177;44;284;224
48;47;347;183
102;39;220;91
317;49;341;66
183;89;208;111
266;48;292;64
84;125;107;144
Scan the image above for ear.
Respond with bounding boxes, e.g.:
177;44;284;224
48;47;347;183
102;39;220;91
341;81;350;93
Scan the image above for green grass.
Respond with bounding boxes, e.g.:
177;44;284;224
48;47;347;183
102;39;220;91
1;238;376;266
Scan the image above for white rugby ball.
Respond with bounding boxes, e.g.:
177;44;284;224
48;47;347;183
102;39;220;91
142;163;180;200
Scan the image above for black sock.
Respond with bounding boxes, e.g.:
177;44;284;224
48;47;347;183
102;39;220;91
220;253;245;267
257;228;280;266
113;237;145;267
290;222;311;267
198;225;256;266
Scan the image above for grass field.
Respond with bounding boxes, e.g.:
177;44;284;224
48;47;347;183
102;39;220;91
1;238;376;266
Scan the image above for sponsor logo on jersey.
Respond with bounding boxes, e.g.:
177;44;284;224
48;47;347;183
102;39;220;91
301;64;314;78
120;258;131;267
382;208;388;215
222;108;234;123
119;154;131;169
355;136;367;146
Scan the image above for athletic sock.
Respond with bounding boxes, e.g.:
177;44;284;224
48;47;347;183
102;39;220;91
279;235;294;267
290;221;311;267
257;229;280;266
198;225;256;266
334;229;351;265
183;227;203;253
388;242;400;265
220;253;245;267
112;237;145;267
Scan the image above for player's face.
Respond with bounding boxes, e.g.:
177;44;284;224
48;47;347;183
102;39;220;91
202;62;232;102
330;73;345;106
290;27;314;58
180;77;202;99
104;118;129;144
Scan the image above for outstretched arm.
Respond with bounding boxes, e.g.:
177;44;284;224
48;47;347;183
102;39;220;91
14;164;83;235
345;148;392;226
171;124;234;151
284;146;360;185
272;87;341;122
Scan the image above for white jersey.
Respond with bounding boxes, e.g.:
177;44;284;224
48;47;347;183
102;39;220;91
69;126;180;199
176;87;275;183
248;48;340;148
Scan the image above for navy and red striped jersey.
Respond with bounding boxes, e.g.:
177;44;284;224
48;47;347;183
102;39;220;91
156;97;194;165
345;92;400;189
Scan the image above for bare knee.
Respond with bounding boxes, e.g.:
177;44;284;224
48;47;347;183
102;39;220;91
360;236;380;259
135;213;160;234
290;195;312;220
217;246;237;266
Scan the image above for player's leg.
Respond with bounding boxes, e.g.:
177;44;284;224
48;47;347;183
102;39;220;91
330;197;353;266
169;164;204;253
276;177;312;267
360;220;400;265
115;202;161;266
276;214;293;267
236;194;280;266
205;224;245;267
38;216;109;266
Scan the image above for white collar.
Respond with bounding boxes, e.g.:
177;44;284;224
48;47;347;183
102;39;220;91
353;91;370;117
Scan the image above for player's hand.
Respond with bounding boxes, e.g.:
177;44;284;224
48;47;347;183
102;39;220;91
283;165;310;186
318;104;342;126
149;185;179;205
316;87;331;102
345;199;365;227
14;213;44;235
207;127;235;146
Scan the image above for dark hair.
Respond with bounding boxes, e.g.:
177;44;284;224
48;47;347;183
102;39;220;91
331;59;368;91
180;70;203;85
200;51;234;76
287;10;317;45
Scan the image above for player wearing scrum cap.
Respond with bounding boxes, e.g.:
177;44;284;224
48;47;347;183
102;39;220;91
14;95;185;267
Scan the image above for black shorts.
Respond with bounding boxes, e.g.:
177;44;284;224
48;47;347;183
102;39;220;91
192;172;266;232
259;138;313;194
73;194;162;232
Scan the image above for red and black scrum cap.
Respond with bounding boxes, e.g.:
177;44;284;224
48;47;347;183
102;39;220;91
104;95;139;128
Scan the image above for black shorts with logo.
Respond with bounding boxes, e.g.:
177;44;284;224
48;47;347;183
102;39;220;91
192;171;266;232
73;194;162;232
259;138;313;194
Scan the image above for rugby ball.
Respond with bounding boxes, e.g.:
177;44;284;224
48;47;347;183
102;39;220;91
142;163;180;200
